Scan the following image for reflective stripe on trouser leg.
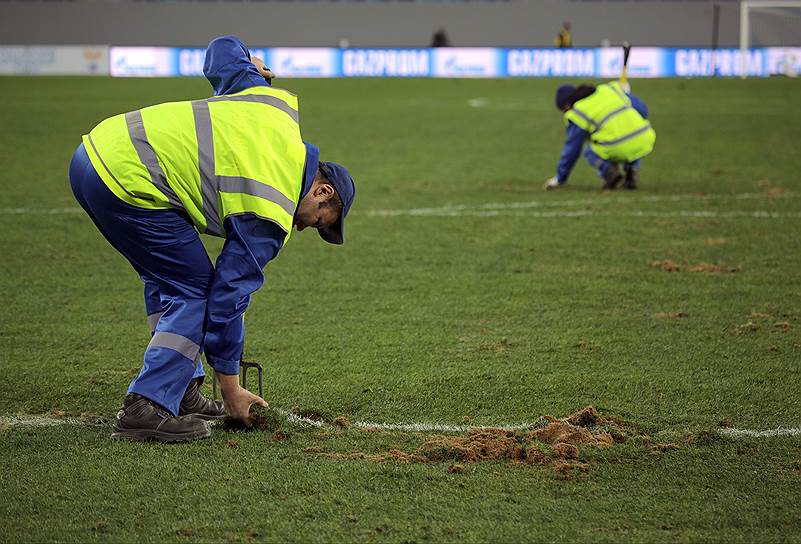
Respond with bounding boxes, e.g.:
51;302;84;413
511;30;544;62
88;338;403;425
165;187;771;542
128;297;207;416
583;146;611;177
146;311;206;377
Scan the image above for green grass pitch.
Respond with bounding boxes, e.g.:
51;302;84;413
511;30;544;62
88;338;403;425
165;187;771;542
1;75;800;543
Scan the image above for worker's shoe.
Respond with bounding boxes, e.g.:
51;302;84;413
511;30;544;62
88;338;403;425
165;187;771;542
543;177;562;191
179;377;226;420
623;167;639;190
601;164;623;190
111;393;211;443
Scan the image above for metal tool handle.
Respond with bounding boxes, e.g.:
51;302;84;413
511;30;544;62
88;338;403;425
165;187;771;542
212;360;264;400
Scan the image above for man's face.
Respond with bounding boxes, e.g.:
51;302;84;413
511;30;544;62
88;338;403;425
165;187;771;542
293;182;339;232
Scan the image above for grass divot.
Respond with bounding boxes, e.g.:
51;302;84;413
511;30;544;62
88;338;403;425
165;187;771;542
650;260;741;273
308;406;643;475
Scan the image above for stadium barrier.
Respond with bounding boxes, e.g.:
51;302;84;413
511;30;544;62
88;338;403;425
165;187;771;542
0;46;108;75
101;46;801;78
2;45;799;77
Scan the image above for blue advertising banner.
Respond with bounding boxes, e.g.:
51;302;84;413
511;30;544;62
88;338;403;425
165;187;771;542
342;49;430;77
107;47;801;78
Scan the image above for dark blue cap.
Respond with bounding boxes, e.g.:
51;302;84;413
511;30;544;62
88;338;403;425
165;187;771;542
318;161;356;245
555;84;575;110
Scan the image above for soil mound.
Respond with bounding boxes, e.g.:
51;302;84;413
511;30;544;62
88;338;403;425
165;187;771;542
221;405;282;432
650;259;681;272
313;406;630;473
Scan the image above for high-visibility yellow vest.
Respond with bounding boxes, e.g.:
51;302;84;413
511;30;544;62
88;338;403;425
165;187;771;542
82;86;306;239
564;81;656;162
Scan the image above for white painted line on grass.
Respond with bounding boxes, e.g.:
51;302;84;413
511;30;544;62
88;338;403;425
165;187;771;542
273;408;325;428
349;421;537;433
718;427;801;438
365;208;801;219
3;192;798;218
0;415;83;427
2;413;799;440
1;207;83;215
362;191;801;218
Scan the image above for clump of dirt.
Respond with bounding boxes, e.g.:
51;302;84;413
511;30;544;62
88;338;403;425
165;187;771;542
333;416;351;428
226;439;238;448
774;321;791;332
290;406;326;422
311;406;631;475
553;460;589;476
767;187;786;196
650;259;681;272
271;431;287;441
448;464;464;473
565;405;602;426
655;311;688;319
358;426;383;433
222;405;282;432
417;429;530;463
650;260;740;273
688;262;740;273
552;443;579;459
649;443;680;454
732;321;760;335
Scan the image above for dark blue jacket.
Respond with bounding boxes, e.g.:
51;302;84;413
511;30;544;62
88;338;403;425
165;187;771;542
556;91;649;183
202;36;319;375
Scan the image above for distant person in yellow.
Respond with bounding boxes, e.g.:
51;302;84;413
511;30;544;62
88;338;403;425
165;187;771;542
544;82;655;191
554;21;572;48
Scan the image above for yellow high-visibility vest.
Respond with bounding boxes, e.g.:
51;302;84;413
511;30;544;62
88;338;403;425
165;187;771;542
82;86;306;239
564;81;656;162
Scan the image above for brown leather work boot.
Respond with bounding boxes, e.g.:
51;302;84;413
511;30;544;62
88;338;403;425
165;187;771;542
623;166;639;190
179;377;226;420
601;163;623;190
111;393;211;443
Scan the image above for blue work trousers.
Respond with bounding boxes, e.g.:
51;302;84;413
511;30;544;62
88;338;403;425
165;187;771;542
69;143;213;415
584;147;641;178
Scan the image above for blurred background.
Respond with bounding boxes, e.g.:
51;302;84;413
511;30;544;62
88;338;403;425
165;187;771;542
1;0;799;47
1;0;800;78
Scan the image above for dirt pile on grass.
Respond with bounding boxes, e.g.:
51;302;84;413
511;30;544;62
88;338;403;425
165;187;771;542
221;405;282;432
650;260;740;273
317;406;629;474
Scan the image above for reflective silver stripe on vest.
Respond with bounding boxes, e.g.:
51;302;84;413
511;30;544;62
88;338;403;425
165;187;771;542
147;331;201;362
125;111;183;209
217;176;296;216
594;123;652;146
146;311;165;333
190;94;301;235
592;105;632;134
87;133;147;201
192;100;224;236
608;83;629;103
208;94;299;124
570;107;597;129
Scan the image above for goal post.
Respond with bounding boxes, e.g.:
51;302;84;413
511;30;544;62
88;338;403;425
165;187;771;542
740;0;801;78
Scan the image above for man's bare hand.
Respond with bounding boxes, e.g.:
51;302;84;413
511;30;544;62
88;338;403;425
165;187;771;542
251;55;275;81
216;373;268;425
